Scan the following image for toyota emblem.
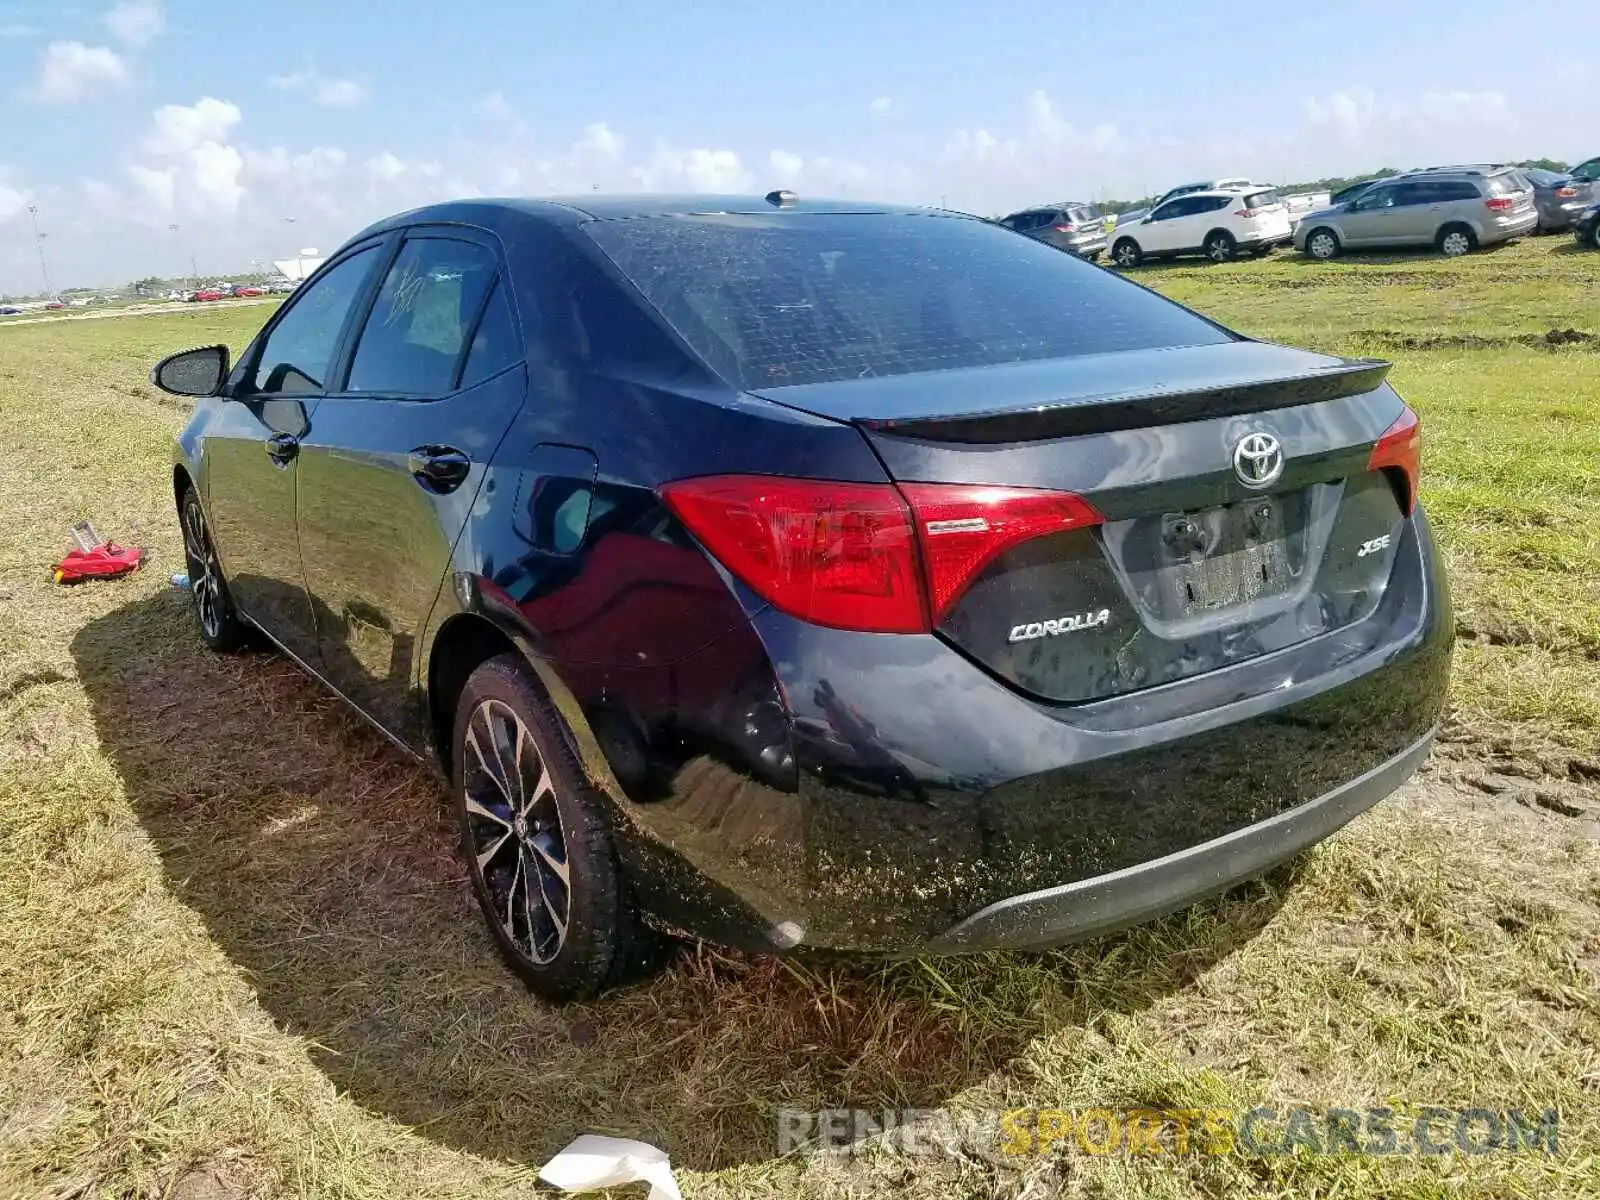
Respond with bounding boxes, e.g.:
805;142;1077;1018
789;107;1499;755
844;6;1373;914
1233;432;1284;489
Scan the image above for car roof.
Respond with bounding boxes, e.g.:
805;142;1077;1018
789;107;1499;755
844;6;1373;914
354;193;928;240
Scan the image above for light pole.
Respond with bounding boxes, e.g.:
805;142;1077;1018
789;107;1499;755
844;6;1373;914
26;205;52;299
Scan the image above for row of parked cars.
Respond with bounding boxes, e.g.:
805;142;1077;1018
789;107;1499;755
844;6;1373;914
999;157;1600;267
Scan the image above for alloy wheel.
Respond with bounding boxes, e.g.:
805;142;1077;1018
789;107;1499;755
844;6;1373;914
1309;231;1337;260
1206;234;1235;263
181;495;224;641
1441;230;1471;257
461;698;571;966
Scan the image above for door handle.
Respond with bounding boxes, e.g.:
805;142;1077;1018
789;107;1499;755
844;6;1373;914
408;445;472;492
265;432;299;464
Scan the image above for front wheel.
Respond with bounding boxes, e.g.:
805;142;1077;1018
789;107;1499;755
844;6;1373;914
1437;225;1476;257
1204;230;1237;263
1111;238;1142;268
453;653;670;1002
179;487;248;652
1304;228;1340;260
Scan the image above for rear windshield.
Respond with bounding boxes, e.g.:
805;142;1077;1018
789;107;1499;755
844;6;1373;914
583;213;1231;390
1487;172;1527;196
1523;168;1567;187
1242;190;1280;209
1065;204;1101;224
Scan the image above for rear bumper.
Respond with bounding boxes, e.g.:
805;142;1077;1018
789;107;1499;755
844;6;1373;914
920;726;1435;953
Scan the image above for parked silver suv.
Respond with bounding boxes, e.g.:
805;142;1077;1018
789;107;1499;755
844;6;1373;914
1294;166;1536;259
998;202;1108;259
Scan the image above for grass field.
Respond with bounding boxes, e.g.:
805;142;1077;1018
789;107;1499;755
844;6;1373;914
1;239;1597;1200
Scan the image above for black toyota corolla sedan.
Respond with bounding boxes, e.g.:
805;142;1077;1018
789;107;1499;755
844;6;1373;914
153;193;1451;1001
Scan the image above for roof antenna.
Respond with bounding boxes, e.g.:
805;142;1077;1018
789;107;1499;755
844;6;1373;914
765;189;799;208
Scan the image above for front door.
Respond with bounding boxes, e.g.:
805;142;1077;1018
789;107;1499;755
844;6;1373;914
206;243;384;664
1340;183;1408;246
295;231;528;744
1141;196;1199;253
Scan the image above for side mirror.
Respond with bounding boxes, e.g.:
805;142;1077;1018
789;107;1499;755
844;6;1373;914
151;344;230;397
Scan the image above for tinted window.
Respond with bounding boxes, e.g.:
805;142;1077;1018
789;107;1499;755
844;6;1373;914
346;237;498;394
1523;168;1567;187
1572;159;1600;182
1065;205;1101;224
249;246;378;394
459;280;522;389
1242;190;1279;209
1392;183;1432;206
1150;199;1190;220
583;212;1232;390
1486;173;1525;196
1356;185;1398;209
1200;196;1232;213
1434;181;1480;201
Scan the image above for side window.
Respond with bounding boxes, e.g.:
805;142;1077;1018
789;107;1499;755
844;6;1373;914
1202;196;1232;213
1356;186;1397;210
459;280;523;389
248;246;379;394
1149;200;1184;221
345;237;498;394
1572;159;1599;182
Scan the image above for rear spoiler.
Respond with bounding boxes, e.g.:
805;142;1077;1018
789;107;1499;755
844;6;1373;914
856;358;1392;444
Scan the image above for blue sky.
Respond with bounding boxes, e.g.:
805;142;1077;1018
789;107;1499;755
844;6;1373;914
1;0;1594;292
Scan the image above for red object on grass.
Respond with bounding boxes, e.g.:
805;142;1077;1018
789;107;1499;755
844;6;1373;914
53;543;145;584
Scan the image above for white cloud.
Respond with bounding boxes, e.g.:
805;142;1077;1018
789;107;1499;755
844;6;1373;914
104;0;163;47
1;23;41;38
30;41;130;104
629;145;750;193
1300;87;1522;172
474;91;515;123
146;96;241;155
769;149;804;182
576;121;623;159
0;180;28;220
869;96;895;118
270;70;369;107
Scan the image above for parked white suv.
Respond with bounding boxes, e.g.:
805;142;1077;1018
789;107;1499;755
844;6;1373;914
1110;187;1293;267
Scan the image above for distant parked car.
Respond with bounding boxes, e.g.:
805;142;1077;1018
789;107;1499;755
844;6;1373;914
189;289;225;303
997;202;1108;259
1573;202;1600;248
1110;186;1292;266
1522;167;1598;233
0;305;20;316
232;286;265;297
1294;166;1536;260
1152;178;1255;207
44;301;64;310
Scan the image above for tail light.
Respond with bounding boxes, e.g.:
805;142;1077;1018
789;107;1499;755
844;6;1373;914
1485;196;1514;212
1051;223;1078;233
1368;406;1422;515
660;476;1102;633
1557;186;1578;198
1235;208;1261;218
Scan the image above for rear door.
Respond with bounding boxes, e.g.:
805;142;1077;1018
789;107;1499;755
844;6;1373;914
294;229;528;743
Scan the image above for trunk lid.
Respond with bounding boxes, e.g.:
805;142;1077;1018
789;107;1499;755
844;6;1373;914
754;341;1413;705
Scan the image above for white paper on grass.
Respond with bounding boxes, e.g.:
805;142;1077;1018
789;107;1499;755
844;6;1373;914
538;1134;684;1200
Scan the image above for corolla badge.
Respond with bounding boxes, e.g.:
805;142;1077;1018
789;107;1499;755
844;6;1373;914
1233;432;1285;489
1008;608;1112;644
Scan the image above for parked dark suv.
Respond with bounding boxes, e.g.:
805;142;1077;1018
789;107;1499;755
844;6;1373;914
998;202;1108;259
154;194;1451;1001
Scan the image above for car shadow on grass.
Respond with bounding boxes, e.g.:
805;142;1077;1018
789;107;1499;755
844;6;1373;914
71;592;1292;1173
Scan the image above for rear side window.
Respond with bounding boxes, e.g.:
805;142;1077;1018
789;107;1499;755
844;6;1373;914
1200;196;1232;213
1433;181;1480;201
346;237;498;394
583;212;1232;390
458;280;523;389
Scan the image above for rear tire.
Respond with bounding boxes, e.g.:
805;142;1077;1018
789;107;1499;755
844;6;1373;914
1111;238;1142;268
179;487;248;653
1204;230;1237;263
1437;224;1476;257
452;653;670;1003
